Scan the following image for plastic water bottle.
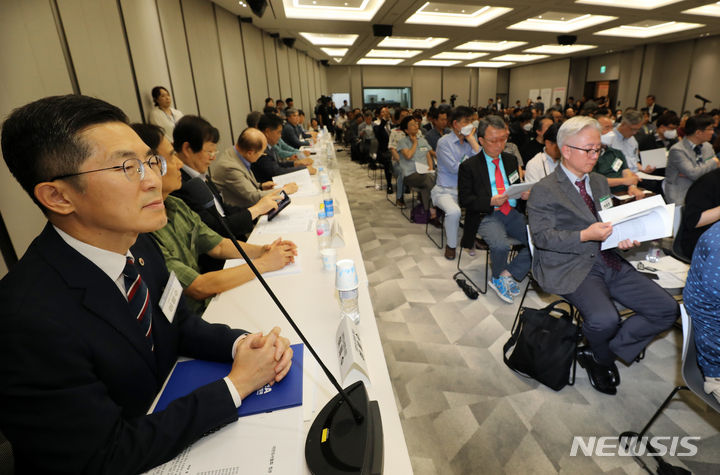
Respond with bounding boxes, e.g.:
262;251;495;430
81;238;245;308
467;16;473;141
316;211;330;249
322;183;334;217
339;288;360;324
646;241;661;263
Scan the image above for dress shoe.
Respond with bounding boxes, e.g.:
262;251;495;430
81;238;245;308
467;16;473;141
396;198;406;209
444;246;456;260
386;185;394;195
428;217;443;228
576;346;618;395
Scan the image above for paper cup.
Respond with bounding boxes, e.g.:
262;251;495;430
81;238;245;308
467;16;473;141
320;248;337;271
335;259;358;291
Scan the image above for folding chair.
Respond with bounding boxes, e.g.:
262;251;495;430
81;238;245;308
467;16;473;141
425;209;444;249
453;230;523;295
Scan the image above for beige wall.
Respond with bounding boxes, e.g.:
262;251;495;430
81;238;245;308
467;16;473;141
0;0;326;275
508;59;570;106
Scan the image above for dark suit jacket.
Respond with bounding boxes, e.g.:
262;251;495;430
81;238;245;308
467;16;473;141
678;167;720;258
641;104;667;123
458;151;521;214
373;119;390;154
282;122;309;149
172;169;254;241
0;225;245;473
251;148;302;183
527;168;616;295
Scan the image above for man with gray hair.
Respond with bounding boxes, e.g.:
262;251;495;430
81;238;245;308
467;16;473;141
601;109;653;174
528;116;678;395
281;108;310;149
458;116;530;303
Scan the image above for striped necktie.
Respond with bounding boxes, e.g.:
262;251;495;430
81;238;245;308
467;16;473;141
576;180;621;271
123;257;154;351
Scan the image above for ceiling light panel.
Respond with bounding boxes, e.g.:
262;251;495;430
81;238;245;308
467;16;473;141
357;58;405;65
377;36;448;49
321;47;349;56
575;0;683;9
467;61;514;68
406;2;512;27
366;49;422;58
432;51;488;60
414;59;461;66
682;3;720;17
454;40;527;51
507;12;616;33
523;44;597;54
299;32;358;46
594;20;705;38
284;0;385;21
492;54;549;62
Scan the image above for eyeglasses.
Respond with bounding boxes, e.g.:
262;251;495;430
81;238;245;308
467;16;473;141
566;144;603;157
204;149;218;158
50;155;167;182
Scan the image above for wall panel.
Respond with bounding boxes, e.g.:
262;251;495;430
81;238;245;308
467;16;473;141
276;42;292;99
508;59;569;106
287;48;301;108
443;68;472;107
350;66;363;109
363;66;412;87
241;23;268;111
412;67;441;111
57;0;141;121
684;37;720;113
263;34;280;99
156;0;197;115
477;69;498;107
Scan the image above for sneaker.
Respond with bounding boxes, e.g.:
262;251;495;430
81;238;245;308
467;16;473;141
504;276;521;296
489;277;513;304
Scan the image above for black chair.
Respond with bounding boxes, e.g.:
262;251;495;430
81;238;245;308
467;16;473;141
453;231;524;295
425;209;444;249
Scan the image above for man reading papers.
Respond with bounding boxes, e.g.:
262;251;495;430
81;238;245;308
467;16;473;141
0;95;293;473
528;116;678;395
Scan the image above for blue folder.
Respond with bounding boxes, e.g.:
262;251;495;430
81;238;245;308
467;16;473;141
154;344;303;417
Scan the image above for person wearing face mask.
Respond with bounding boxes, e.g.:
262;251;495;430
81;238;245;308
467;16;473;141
508;110;532;152
637;113;680;152
431;106;481;259
521;117;553;164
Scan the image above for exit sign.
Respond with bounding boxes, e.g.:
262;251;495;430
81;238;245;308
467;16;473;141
600;65;606;74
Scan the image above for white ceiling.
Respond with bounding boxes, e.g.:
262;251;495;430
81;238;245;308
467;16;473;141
211;0;720;68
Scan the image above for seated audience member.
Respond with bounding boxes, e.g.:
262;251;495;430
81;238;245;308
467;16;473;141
151;140;296;314
389;109;412;203
281;108;310;149
508;110;532;152
565;107;576;119
276;99;286;116
528;116;679;395
524;123;561;184
254;114;314;183
286;97;294;109
264;97;274;108
676;168;720;259
637;112;680;152
642;94;666;123
148;86;183;141
359;111;376;142
396;116;437;214
210;128;299;209
247;110;262;128
458;116;531;303
520;116;553;164
425;106;451;151
310;118;319;132
665;114;720;205
601;110;650;173
373;107;396;194
0;94;293;473
683;221;720;403
335;109;347;143
170;116;257;241
297;110;316;140
432;106;480;259
263;105;277;116
594;116;644;201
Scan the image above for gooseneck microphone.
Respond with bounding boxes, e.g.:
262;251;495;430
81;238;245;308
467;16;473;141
182;177;383;475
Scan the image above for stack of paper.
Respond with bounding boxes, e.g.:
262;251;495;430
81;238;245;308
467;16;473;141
598;195;674;250
273;168;319;197
254;204;317;235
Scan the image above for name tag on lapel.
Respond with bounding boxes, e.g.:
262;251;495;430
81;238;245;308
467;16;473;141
611;158;623;172
599;195;613;210
508;170;519;184
159;271;182;323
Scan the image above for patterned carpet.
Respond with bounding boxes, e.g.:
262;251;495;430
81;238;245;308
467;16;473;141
336;151;720;475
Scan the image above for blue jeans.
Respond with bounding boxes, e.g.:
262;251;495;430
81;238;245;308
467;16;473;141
430;185;461;248
477;209;530;280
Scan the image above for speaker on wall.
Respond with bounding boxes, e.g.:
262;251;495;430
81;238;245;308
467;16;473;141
320;60;329;67
282;38;296;48
247;0;267;18
372;24;392;37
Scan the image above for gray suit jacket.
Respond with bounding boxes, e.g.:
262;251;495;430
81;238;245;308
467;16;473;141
665;139;717;205
210;146;272;209
527;167;615;295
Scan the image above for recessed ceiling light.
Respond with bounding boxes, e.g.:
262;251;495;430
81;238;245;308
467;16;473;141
333;57;343;63
575;0;683;9
414;59;461;67
406;3;512;27
366;49;422;58
492;54;549;62
454;40;527;51
683;3;720;17
466;61;514;68
320;47;349;56
523;44;597;54
299;32;358;46
377;36;448;49
357;58;405;65
284;0;385;21
594;20;704;38
432;51;488;60
508;12;616;32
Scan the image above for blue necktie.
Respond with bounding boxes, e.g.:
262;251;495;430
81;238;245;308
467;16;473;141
123;257;154;351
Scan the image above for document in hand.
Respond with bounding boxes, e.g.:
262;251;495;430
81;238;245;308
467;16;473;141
598;195;674;250
273;168;318;197
640;147;668;169
154;344;304;417
504;182;533;199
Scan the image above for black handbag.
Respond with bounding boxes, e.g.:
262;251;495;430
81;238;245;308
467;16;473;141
503;300;580;391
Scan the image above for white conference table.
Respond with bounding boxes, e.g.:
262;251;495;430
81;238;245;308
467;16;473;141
182;156;411;474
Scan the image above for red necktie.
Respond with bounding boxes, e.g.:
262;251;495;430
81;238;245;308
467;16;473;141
492;158;511;215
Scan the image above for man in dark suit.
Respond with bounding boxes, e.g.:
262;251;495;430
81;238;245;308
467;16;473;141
254;114;310;183
636;112;679;152
528;116;678;395
458;116;530;304
0;95;293;473
641;94;667;123
281;108;310;149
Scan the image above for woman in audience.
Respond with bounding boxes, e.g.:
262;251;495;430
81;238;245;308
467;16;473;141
396;116;437;218
149;86;184;142
683;221;720;403
310;117;319;132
